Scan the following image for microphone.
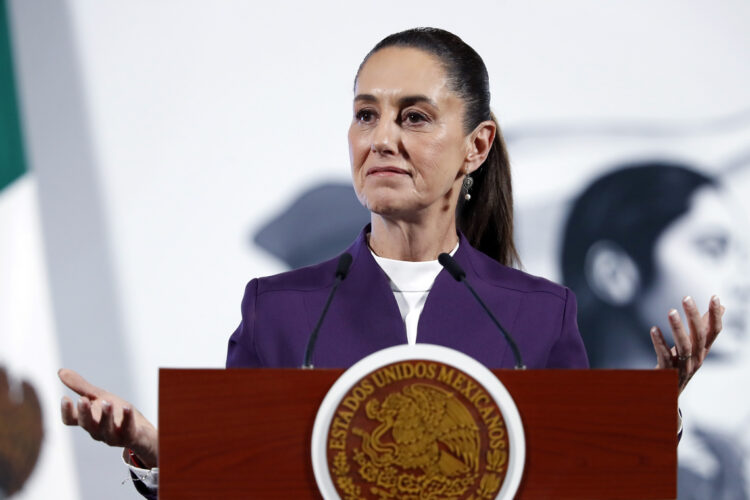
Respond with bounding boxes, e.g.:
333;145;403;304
438;253;526;370
302;253;353;368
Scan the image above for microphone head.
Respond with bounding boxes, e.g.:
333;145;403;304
335;253;353;280
438;253;466;281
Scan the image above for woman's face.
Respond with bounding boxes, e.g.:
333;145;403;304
637;185;750;358
348;47;472;220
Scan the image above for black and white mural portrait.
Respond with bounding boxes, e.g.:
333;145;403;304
561;160;750;498
514;117;750;498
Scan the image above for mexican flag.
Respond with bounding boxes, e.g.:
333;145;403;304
0;1;78;497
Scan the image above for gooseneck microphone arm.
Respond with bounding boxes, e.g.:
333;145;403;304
302;253;353;369
438;253;526;370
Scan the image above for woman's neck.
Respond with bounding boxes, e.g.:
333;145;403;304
368;213;459;262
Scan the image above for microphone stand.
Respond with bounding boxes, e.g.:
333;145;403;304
302;253;352;369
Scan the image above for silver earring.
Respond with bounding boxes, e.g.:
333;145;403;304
463;175;474;201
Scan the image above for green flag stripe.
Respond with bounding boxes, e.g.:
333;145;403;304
0;0;27;192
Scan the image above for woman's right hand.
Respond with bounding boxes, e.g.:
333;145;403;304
58;368;158;469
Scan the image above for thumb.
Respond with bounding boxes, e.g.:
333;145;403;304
58;368;102;399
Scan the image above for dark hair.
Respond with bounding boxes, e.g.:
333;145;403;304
561;161;716;365
357;28;519;267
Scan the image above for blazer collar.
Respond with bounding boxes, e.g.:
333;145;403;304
345;224;474;272
343;225;519;366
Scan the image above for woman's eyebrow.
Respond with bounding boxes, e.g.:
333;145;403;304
398;95;437;108
354;94;378;104
353;94;437;108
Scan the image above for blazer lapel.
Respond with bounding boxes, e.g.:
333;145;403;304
302;228;522;368
304;228;406;367
418;234;522;368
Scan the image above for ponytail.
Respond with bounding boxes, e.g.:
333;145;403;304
458;114;520;267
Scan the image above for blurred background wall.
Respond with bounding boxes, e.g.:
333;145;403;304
1;0;749;498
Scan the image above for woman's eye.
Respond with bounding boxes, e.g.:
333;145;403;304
355;109;375;123
403;111;427;124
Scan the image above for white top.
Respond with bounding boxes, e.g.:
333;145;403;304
370;242;459;345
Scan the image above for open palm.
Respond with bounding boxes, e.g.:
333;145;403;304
59;368;158;469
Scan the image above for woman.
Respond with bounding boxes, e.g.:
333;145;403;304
58;28;724;494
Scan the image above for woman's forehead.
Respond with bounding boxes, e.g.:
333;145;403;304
354;47;454;105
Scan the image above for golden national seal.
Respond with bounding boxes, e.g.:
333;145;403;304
326;360;510;500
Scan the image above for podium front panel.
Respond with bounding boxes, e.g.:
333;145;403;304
159;369;676;499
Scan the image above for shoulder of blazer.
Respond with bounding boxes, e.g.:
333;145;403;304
255;256;340;295
460;241;567;302
254;227;368;295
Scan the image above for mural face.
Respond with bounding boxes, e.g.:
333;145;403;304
637;185;750;360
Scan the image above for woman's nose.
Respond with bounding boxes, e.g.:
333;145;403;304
370;118;399;155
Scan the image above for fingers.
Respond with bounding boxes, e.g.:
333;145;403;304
99;401;116;443
650;326;673;369
66;395;135;447
667;307;695;392
705;295;723;349
120;406;136;439
681;296;704;362
61;396;79;425
75;397;111;443
58;368;103;399
77;397;98;437
652;294;725;395
668;308;692;359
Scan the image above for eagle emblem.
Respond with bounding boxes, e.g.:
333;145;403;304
321;357;516;500
350;383;481;498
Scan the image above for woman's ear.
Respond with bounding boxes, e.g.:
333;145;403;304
464;120;496;174
584;240;641;306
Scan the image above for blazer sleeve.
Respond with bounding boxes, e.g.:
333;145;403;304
226;279;263;367
546;287;590;368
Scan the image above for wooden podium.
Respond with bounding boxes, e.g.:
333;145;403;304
159;369;677;499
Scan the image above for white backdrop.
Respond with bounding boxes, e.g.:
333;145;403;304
7;0;750;498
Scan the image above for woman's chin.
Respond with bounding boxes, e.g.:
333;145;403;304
363;196;419;219
369;205;416;220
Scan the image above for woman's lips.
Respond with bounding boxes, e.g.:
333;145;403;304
367;166;411;176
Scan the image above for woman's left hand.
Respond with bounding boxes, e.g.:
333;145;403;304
650;295;725;394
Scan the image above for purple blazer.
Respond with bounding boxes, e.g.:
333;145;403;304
226;228;589;370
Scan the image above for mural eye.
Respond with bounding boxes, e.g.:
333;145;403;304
694;235;729;260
